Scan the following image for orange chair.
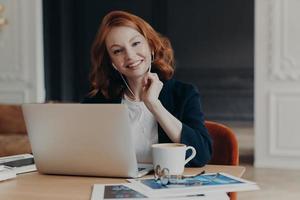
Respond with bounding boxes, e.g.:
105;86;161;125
205;121;239;200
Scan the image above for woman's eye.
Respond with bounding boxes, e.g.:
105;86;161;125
113;49;122;55
132;41;141;47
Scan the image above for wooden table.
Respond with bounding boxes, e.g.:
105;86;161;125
0;165;245;200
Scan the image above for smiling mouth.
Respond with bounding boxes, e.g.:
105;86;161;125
127;60;143;68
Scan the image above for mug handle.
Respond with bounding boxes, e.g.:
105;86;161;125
184;146;196;165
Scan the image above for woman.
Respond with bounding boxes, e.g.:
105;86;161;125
83;10;212;167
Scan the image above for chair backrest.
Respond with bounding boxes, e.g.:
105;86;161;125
205;120;239;165
205;121;239;200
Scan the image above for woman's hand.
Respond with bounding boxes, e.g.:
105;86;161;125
141;73;163;112
141;73;182;143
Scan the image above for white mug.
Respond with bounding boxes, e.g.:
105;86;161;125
152;143;196;176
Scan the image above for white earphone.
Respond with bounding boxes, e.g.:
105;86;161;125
112;63;136;98
111;63;118;70
111;58;152;99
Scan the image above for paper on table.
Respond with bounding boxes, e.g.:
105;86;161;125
91;183;229;200
0;165;16;182
127;172;259;198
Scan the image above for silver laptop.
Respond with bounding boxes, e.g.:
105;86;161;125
22;104;153;178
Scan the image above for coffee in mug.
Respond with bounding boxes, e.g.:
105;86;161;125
152;143;196;176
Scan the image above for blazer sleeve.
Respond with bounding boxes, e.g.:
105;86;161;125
179;85;213;167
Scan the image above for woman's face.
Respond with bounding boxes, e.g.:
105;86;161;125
105;26;152;79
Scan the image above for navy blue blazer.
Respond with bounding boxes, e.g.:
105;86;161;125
82;78;212;167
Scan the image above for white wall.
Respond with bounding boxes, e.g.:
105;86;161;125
0;0;45;103
255;0;300;169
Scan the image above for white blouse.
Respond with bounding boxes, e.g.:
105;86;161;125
121;96;158;163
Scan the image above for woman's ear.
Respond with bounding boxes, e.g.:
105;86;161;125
151;52;154;63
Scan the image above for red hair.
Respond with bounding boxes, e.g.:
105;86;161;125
90;10;174;98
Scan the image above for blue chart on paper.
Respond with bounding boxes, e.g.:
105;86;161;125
141;173;244;189
104;185;147;199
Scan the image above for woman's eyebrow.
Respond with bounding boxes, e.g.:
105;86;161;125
109;35;142;49
129;35;142;42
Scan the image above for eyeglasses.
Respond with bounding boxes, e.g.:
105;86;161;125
154;165;170;185
154;165;208;186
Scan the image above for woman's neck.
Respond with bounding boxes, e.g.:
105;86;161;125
126;77;143;101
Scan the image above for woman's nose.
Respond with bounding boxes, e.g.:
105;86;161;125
125;48;136;60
